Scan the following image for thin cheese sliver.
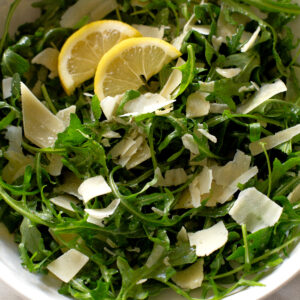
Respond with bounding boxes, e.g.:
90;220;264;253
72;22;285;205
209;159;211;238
21;83;65;148
78;175;112;203
229;187;283;233
288;182;300;203
85;199;120;220
160;58;185;98
241;26;261;52
121;93;175;116
56;105;76;127
47;249;89;283
237;79;287;114
60;0;118;28
172;260;204;289
216;67;241;78
249;124;300;156
50;195;78;212
186;91;210;118
32;48;59;78
188;221;228;256
2;77;12;99
132;24;164;39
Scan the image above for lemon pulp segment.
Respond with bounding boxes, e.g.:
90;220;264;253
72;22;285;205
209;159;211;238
94;37;181;100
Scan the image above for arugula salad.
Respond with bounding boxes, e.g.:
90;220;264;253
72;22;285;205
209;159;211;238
1;0;300;299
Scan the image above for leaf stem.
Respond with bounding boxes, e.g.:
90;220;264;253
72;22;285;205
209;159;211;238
0;0;22;56
0;185;52;227
241;224;251;271
213;235;300;279
261;142;272;197
41;84;57;114
22;141;66;153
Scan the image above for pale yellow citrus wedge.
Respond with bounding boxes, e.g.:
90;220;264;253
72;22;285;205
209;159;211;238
94;37;181;100
58;20;141;95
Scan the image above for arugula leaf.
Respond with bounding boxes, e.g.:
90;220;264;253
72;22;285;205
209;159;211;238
91;95;102;121
173;44;196;98
226;25;245;54
20;217;49;260
227;228;272;262
1;48;30;76
239;0;300;14
55;114;91;148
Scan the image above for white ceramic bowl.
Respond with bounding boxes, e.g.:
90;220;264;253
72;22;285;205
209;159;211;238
0;1;299;300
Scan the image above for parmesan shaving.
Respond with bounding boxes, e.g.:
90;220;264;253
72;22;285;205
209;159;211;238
2;152;34;184
212;36;223;51
188;221;228;256
213;150;251;187
5;126;22;153
86;215;105;227
56;105;76;127
191;25;210;35
216;67;241;78
164;168;188;186
109;136;136;160
241;26;261;52
175;166;213;209
189;166;213;207
55;173;83;200
237;79;287;114
109;131;151;169
50;195;78;212
132;24;164;39
2;77;12;99
145;244;165;268
196;124;217;143
186;91;210;118
249;124;300;156
160;58;185;99
156;168;188;187
229;187;283;233
2;126;34;184
209;103;229;114
118;136;143;167
172;14;196;50
216;10;250;45
172;260;204;290
100;94;123;120
85;199;120;221
78;175;112;203
122;93;175;116
181;134;199;155
288;183;300;203
126;140;151;169
212;167;258;204
177;226;189;243
47;249;89;283
45;154;63;176
60;0;118;28
102;130;121;139
21;83;65;148
32;48;59;78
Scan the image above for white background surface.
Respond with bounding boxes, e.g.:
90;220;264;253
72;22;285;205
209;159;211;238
0;0;300;300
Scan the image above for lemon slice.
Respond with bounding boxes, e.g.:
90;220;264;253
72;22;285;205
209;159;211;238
94;37;181;100
58;20;141;95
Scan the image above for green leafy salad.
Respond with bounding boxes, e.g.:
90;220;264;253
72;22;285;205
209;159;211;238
1;0;300;299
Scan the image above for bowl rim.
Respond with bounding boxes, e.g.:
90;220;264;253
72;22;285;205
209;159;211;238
0;1;300;300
